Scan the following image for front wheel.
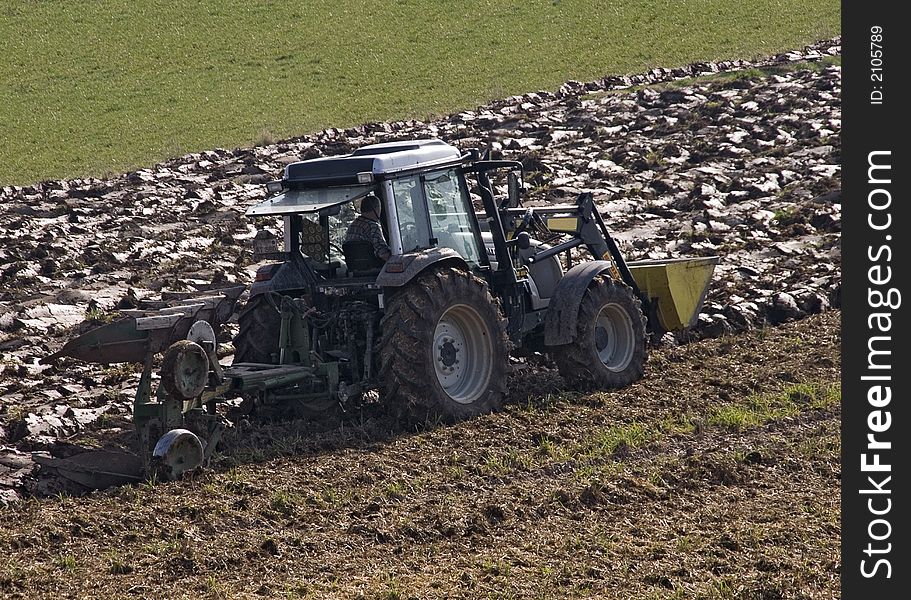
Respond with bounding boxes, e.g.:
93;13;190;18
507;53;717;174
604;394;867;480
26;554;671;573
379;268;509;422
552;276;647;390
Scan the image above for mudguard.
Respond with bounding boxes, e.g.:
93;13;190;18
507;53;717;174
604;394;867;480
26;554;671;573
544;260;614;346
376;247;469;288
249;252;321;297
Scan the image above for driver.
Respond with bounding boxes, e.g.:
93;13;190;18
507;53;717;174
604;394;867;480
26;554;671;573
344;193;391;262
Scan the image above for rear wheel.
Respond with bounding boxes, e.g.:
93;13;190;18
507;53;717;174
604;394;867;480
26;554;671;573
232;293;281;365
553;276;647;389
379;268;509;422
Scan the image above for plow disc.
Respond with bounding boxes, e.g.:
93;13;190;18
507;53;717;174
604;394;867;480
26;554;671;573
152;429;205;481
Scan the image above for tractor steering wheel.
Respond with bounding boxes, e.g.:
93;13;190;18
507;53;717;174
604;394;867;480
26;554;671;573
400;222;419;250
401;222;417;237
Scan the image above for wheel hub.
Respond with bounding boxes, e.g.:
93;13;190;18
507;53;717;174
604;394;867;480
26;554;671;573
594;304;635;372
439;339;458;368
432;304;493;404
435;326;464;378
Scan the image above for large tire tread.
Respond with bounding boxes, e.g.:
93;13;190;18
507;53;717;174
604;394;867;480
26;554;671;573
233;293;281;365
379;268;509;423
554;276;647;390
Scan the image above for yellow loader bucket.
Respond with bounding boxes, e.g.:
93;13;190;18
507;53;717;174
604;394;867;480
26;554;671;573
627;256;720;331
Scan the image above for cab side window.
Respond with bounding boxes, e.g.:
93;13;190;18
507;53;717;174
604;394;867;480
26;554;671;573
423;170;481;265
391;175;430;253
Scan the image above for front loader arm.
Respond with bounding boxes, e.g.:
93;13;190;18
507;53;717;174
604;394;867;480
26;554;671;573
522;192;657;333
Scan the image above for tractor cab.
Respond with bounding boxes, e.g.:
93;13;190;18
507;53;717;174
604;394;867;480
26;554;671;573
246;139;488;293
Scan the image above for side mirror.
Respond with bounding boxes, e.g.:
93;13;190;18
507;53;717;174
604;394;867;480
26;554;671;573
507;171;523;207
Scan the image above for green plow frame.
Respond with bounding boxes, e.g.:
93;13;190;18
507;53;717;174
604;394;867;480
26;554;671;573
42;286;246;472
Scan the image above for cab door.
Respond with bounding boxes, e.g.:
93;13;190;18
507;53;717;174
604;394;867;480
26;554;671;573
420;168;485;266
387;168;487;267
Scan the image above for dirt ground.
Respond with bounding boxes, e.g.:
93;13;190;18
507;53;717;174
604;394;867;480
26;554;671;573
0;310;840;599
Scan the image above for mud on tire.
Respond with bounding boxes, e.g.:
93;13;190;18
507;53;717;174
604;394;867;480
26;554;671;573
379;267;509;423
232;293;281;365
553;276;647;390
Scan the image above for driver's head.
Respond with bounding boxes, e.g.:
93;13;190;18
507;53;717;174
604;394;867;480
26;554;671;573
360;193;381;217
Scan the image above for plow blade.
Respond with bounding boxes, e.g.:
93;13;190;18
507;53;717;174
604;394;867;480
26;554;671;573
42;285;245;365
33;451;144;490
627;257;720;331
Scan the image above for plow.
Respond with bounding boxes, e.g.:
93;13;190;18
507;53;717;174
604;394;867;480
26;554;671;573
40;139;718;490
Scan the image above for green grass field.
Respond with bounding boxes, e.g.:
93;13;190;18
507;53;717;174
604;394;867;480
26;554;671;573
0;1;839;185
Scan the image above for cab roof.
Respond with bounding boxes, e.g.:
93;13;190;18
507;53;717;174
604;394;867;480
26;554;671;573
283;138;462;185
246;139;466;217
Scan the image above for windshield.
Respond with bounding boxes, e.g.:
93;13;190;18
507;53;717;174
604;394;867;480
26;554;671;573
247;184;373;216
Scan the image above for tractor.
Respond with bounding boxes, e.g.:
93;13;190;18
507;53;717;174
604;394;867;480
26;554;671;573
46;138;718;480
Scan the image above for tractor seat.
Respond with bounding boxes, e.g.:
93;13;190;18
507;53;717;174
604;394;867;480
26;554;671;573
342;240;384;276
